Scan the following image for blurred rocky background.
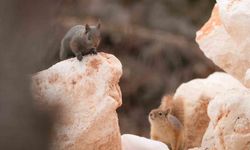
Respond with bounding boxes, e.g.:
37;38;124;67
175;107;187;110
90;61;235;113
0;0;218;148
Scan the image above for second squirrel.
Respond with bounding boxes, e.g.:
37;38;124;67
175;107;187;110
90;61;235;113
59;22;101;61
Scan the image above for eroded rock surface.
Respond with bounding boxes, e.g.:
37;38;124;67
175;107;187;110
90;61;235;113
192;89;250;150
196;0;250;85
32;52;122;150
173;72;245;149
193;1;250;149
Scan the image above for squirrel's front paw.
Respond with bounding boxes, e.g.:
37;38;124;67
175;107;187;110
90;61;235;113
76;54;83;61
90;48;97;55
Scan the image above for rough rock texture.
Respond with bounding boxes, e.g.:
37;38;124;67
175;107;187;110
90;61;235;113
196;0;250;84
121;134;169;150
191;89;250;150
173;72;245;149
32;52;122;150
192;1;250;149
244;69;250;88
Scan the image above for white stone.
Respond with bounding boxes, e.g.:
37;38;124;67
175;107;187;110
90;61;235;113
244;69;250;88
193;1;250;149
173;72;245;149
196;0;250;84
195;89;250;150
32;52;122;150
121;134;169;150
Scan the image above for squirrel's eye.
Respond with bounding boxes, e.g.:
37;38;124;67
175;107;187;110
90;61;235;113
159;112;162;116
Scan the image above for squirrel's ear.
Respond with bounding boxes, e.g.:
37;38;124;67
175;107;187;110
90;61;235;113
97;20;101;29
160;95;172;110
85;24;90;34
166;108;171;114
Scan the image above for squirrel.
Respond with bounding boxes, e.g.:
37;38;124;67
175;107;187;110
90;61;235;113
59;22;101;61
149;108;185;150
159;95;184;125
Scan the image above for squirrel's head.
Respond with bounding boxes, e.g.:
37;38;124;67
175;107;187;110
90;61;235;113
149;108;170;123
85;22;101;50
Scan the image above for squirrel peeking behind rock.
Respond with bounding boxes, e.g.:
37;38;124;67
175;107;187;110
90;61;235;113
59;22;101;61
149;108;185;150
159;95;184;125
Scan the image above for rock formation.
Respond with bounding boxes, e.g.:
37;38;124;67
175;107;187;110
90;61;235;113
200;89;250;149
196;0;250;85
172;72;245;149
191;0;250;149
32;53;122;150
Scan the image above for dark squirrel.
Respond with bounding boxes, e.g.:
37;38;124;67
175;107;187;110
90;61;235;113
59;22;101;61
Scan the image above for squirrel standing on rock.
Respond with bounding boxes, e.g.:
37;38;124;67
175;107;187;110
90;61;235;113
59;22;101;61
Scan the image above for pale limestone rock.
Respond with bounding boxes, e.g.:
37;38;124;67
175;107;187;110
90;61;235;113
121;134;169;150
193;1;250;149
196;1;250;84
173;72;245;149
244;69;250;88
32;52;122;150
188;148;200;150
193;89;250;150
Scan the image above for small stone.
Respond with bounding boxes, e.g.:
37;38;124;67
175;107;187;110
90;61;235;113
121;134;169;150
